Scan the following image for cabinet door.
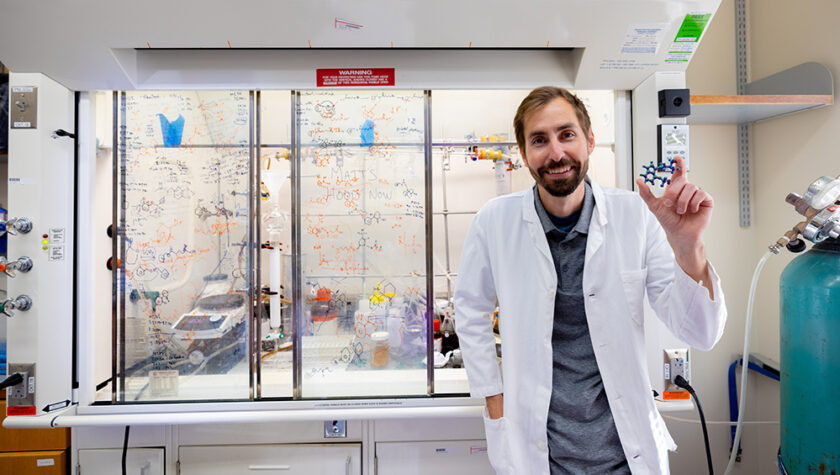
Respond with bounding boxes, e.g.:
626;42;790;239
78;448;164;475
376;440;493;475
179;443;360;475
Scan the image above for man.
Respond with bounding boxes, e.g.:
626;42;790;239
454;87;726;474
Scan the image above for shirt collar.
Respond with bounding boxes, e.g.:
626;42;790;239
533;181;594;236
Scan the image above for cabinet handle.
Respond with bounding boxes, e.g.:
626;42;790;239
346;455;351;475
248;465;291;471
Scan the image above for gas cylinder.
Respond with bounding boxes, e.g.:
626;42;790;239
779;238;840;474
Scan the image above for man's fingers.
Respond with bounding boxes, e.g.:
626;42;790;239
676;183;699;214
636;178;656;208
689;190;703;213
672;156;687;180
662;177;685;208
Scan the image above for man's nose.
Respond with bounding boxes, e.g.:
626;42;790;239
547;139;565;161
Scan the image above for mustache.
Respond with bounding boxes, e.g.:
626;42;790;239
537;158;579;175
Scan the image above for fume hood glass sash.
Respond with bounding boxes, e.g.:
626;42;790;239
294;90;431;398
114;91;253;403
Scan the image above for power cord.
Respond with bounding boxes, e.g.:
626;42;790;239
674;374;714;475
122;425;130;475
0;373;23;390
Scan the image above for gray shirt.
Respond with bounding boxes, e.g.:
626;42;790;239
534;183;630;475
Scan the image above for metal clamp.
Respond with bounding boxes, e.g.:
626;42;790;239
0;256;33;278
1;295;33;317
1;217;33;236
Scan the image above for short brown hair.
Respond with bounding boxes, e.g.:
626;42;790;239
513;87;592;152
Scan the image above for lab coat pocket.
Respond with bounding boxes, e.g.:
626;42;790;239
482;410;512;474
620;268;648;327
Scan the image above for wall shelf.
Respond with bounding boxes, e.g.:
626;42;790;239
687;62;834;124
689;94;833;124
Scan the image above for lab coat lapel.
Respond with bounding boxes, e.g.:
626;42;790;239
522;187;553;265
584;179;608;289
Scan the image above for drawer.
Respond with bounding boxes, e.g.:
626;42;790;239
0;402;70;452
78;448;165;475
0;450;66;474
376;440;493;475
179;443;361;475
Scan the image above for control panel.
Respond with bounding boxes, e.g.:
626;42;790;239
657;124;690;171
4;73;75;418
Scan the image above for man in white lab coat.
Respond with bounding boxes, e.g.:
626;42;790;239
454;87;726;475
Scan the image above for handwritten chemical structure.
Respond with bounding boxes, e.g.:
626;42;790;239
298;91;430;382
119;91;251;390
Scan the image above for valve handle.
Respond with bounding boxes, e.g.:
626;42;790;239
0;217;33;236
1;299;14;318
1;295;32;317
0;256;33;277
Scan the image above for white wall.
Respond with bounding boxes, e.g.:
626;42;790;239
670;0;839;473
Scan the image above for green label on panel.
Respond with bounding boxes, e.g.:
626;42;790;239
674;13;711;42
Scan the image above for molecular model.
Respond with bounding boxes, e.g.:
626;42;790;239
639;158;678;188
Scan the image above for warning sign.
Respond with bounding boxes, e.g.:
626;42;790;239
317;68;395;87
7;405;37;416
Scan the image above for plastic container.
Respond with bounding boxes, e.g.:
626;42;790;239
433;319;442;353
311;288;338;336
386;308;404;360
779;238;840;474
371;332;390;368
402;324;426;362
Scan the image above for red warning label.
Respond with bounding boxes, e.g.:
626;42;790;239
317;68;395;87
7;406;37;416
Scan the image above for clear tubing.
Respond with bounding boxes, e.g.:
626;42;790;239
725;250;774;475
269;247;281;329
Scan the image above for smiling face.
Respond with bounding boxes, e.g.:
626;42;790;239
520;97;595;198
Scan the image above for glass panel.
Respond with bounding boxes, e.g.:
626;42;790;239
117;91;252;402
297;90;428;398
257;91;294;398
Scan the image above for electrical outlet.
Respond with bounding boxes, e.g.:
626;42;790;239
8;371;28;399
662;349;689;399
324;420;347;438
7;363;36;407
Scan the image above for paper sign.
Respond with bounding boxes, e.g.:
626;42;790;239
675;13;712;42
622;24;667;54
666;13;711;63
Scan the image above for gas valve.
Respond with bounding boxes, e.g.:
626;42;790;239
1;217;33;236
1;295;33;317
0;256;34;277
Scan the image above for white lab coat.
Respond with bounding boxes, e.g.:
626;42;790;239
454;180;726;475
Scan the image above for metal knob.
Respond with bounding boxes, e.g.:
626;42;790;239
1;217;33;236
1;295;33;317
0;256;33;277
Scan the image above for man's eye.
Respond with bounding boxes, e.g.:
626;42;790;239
562;131;576;139
531;137;545;145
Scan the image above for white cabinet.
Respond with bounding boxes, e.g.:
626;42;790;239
376;440;493;475
78;448;165;475
179;443;361;475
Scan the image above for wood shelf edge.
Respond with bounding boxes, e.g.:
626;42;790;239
691;94;833;106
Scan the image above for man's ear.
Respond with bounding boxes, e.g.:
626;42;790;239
520;147;528;167
587;129;596;155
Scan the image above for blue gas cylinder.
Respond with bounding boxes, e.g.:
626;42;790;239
779;238;840;474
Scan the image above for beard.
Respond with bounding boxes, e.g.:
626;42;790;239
528;157;588;197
